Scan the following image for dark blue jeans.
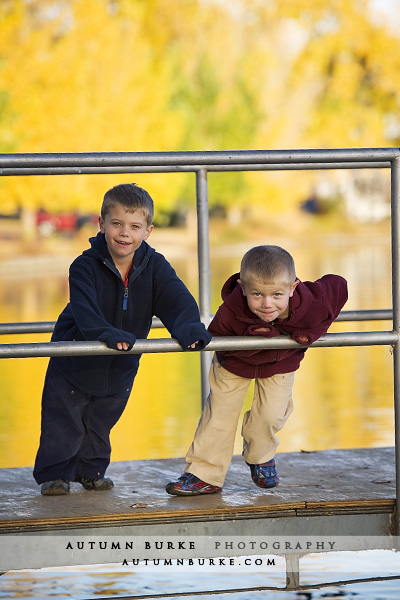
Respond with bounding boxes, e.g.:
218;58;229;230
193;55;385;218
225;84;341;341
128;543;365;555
33;361;132;484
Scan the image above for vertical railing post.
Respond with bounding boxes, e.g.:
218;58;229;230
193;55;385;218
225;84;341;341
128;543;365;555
196;169;212;407
391;157;400;536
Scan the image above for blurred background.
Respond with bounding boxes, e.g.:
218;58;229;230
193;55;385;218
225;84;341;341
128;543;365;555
2;0;400;226
0;0;399;470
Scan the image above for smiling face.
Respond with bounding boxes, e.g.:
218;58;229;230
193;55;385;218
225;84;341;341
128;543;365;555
238;277;298;323
99;204;153;268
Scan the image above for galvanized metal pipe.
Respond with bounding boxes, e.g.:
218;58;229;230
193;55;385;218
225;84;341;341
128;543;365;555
0;310;393;336
0;148;398;169
196;169;212;404
196;170;212;325
335;309;392;321
391;157;400;536
0;331;397;359
0;318;164;335
0;162;391;176
0;322;56;334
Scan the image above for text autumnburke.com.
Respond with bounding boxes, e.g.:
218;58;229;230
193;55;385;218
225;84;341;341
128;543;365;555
120;558;276;566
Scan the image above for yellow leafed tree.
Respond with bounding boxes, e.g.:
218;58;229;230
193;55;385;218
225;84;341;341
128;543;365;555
0;0;188;215
2;0;400;220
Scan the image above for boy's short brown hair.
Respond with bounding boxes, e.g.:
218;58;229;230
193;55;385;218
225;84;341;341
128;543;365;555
240;245;296;286
101;183;154;226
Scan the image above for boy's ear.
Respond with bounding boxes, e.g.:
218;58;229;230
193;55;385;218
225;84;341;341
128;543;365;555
289;279;299;297
237;279;247;295
144;224;154;240
98;216;104;232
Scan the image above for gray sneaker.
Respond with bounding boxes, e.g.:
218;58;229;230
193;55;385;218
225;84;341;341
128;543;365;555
41;479;70;495
74;474;114;491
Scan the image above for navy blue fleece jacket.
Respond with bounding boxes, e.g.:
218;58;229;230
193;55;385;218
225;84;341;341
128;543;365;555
50;232;211;395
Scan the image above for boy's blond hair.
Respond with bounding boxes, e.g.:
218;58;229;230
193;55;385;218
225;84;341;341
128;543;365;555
101;183;154;226
240;245;296;286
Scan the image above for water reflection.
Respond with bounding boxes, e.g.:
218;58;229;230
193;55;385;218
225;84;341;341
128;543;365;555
1;551;400;599
0;230;394;469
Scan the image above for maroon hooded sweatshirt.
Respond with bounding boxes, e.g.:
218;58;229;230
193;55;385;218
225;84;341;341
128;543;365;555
208;273;348;379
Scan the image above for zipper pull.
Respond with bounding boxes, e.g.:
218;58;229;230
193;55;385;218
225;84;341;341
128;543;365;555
123;287;128;310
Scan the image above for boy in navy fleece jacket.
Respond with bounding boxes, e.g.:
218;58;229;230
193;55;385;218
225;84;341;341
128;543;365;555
34;183;211;495
166;245;347;496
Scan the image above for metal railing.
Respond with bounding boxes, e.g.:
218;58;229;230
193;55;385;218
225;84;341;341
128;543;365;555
1;147;400;535
0;309;394;335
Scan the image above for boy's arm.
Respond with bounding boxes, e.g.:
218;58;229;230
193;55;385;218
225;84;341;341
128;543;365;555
286;275;348;346
152;258;212;350
69;260;136;351
208;305;247;336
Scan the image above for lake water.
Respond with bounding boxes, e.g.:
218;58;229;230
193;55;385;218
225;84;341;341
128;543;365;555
1;551;400;599
0;226;398;598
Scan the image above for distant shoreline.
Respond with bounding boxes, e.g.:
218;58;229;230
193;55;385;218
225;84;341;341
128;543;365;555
0;219;391;278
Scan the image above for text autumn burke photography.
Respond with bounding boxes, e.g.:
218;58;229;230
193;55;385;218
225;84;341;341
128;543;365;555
64;538;338;552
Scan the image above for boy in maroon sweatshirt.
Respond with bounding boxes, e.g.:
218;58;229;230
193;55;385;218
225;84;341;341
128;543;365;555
166;245;348;496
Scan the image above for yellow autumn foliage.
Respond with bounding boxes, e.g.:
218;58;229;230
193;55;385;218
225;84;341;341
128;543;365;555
1;0;400;216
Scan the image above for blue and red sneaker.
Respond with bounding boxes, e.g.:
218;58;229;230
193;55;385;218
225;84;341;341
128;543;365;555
166;473;222;496
248;459;279;489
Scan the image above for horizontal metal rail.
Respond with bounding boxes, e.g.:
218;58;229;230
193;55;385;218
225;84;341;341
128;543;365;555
0;318;164;335
335;309;393;321
0;331;397;359
0;162;391;176
0;310;393;336
0;148;398;170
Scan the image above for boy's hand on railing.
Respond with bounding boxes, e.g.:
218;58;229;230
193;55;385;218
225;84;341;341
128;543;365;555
116;342;130;351
188;340;200;349
296;334;310;344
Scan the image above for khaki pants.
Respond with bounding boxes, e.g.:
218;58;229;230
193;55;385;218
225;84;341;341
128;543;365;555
185;355;295;487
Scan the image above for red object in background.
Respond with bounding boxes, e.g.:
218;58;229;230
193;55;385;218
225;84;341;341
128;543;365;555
36;210;78;234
